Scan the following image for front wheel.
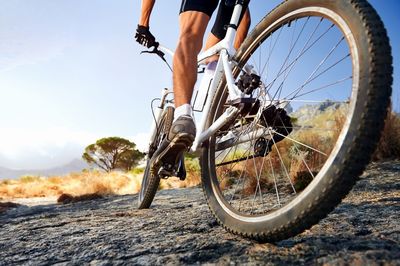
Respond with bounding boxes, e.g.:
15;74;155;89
138;106;174;209
201;0;392;241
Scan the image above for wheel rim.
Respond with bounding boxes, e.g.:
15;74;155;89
208;7;359;222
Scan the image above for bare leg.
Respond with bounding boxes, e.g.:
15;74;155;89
173;11;210;108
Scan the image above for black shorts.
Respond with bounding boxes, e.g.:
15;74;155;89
180;0;250;39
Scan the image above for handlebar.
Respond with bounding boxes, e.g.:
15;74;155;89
141;43;174;72
140;43;164;58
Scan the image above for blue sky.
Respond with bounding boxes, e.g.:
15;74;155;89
0;0;399;170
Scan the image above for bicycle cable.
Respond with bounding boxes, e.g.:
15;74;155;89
141;46;173;73
150;97;161;133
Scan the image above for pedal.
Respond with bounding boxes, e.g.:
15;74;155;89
158;163;174;179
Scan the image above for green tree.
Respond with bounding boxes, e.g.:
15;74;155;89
82;137;144;172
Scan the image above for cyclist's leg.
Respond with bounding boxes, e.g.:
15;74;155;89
173;11;210;108
150;3;218;173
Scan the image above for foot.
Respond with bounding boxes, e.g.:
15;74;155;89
150;115;196;176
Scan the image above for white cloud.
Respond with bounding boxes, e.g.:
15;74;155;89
0;127;99;169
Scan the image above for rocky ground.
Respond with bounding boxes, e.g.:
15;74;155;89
0;161;399;265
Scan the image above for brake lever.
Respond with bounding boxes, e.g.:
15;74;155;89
140;45;165;60
140;44;172;72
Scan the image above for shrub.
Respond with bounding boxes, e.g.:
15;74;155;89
57;193;103;204
19;175;41;183
184;157;201;187
131;167;145;175
373;109;400;160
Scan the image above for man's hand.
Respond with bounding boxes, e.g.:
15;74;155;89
135;25;157;48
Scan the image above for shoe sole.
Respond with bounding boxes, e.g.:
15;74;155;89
150;133;194;176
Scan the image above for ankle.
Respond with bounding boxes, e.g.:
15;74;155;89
174;104;193;122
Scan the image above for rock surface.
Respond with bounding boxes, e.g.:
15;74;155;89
0;161;399;265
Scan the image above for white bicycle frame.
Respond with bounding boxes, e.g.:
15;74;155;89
147;2;254;154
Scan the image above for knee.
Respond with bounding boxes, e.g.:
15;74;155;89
177;30;204;53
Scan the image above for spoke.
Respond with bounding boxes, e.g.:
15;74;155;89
294;76;352;99
286;35;346;99
290;126;344;132
268;154;281;207
267;128;297;194
226;140;252;203
269;18;324;101
278;116;316;180
237;120;260;212
228;154;249;205
260;26;285;79
216;125;247;163
237;166;248;212
287;52;350;100
250;128;271;212
216;121;253;205
266;22;335;98
250;155;265;213
265;17;311;97
259;111;297;197
216;114;255;161
273;130;328;156
247;121;265;213
284;99;349;104
251;56;260;76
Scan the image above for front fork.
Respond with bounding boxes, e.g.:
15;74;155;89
146;88;173;155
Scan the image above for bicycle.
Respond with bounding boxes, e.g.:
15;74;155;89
138;0;392;241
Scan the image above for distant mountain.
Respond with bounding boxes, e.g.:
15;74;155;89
0;159;88;180
291;100;347;123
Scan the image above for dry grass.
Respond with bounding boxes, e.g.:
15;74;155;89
0;159;203;200
373;109;400;160
0;171;144;200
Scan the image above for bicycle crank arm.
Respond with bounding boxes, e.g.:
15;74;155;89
215;153;265;167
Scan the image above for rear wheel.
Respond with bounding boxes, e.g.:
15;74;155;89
201;0;392;241
138;106;174;209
